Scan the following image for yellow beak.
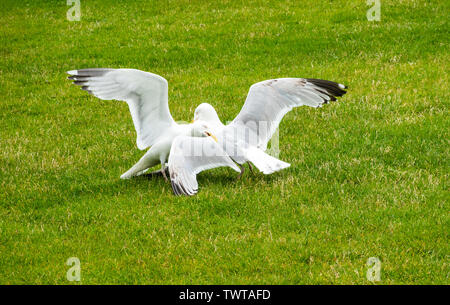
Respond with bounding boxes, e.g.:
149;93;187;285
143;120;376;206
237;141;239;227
210;134;218;142
206;132;218;142
191;119;195;123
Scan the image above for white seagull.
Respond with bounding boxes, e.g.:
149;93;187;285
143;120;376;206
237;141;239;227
191;78;348;180
68;69;347;196
67;68;240;196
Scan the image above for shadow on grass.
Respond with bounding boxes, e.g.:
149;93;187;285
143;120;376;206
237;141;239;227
20;163;284;210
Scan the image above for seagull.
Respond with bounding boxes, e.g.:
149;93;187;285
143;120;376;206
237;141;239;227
192;78;348;178
67;68;233;184
67;69;347;196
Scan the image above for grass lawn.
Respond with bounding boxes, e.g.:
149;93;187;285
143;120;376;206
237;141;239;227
0;0;448;284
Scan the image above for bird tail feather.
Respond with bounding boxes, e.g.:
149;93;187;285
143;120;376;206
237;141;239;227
244;146;290;174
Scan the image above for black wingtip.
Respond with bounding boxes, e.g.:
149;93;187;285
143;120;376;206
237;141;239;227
171;181;186;196
73;80;88;85
306;78;348;102
171;181;180;196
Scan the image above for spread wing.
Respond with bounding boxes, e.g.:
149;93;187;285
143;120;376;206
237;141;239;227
168;136;240;196
67;68;176;150
229;78;347;150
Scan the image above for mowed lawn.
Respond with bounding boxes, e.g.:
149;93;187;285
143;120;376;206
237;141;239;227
0;0;448;284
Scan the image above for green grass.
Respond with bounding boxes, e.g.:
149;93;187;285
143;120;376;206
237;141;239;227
0;0;448;284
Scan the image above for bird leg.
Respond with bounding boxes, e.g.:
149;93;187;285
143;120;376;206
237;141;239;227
161;162;169;181
247;162;255;174
161;163;169;182
236;163;245;180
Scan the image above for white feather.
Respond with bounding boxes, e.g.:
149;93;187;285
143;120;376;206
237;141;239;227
68;68;176;150
168;136;240;196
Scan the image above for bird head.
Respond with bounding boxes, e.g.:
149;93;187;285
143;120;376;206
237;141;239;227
192;103;220;124
191;120;218;142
